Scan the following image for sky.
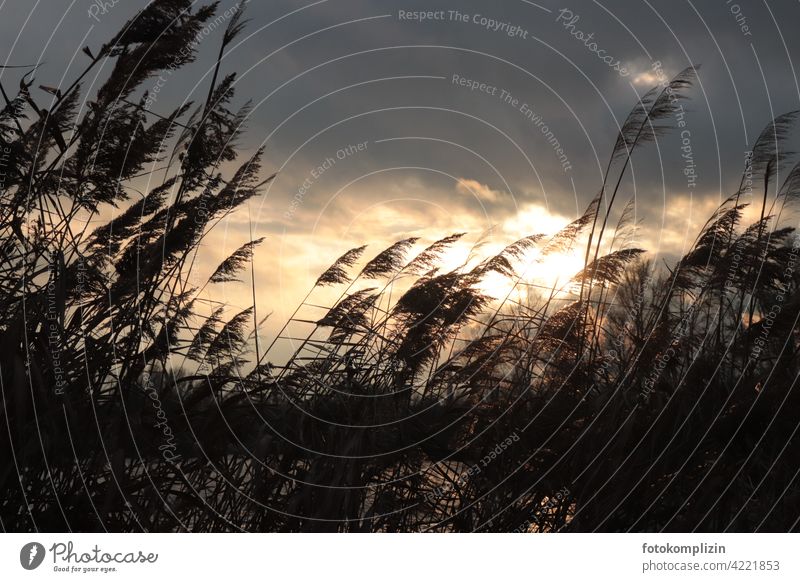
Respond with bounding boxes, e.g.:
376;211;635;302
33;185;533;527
2;0;800;360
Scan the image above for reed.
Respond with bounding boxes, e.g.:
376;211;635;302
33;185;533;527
1;0;799;532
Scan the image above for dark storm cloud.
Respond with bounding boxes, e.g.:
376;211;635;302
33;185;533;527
2;0;800;255
232;0;800;244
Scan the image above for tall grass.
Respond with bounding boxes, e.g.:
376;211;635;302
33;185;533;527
1;0;799;532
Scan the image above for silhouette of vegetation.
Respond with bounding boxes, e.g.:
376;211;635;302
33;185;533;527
1;1;799;532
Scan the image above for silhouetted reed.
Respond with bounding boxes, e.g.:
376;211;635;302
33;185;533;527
1;0;799;533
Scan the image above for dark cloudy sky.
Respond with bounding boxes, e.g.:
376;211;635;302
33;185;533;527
3;0;800;345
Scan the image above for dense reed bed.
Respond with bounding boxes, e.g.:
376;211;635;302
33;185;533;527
1;0;799;532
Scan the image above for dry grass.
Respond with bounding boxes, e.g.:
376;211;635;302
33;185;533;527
1;0;799;532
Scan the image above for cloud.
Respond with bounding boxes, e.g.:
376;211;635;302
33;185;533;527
456;178;504;203
501;203;572;237
632;71;661;87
